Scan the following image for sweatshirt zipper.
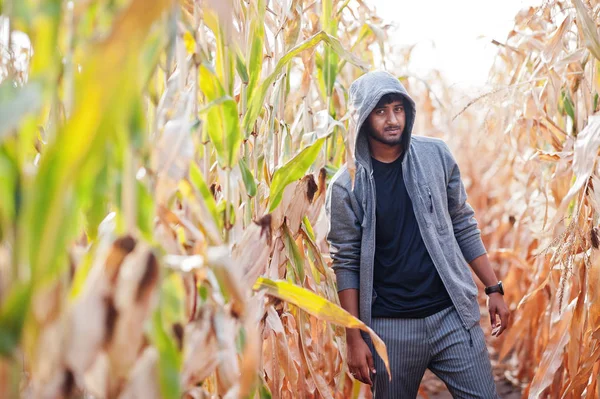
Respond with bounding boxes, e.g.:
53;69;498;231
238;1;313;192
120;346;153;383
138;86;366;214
427;188;433;213
400;163;470;331
368;170;377;325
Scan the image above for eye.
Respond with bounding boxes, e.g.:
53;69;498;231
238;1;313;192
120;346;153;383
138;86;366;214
395;106;404;112
375;109;385;115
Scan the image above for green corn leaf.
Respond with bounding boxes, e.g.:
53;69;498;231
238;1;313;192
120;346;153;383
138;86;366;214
151;308;182;399
198;95;235;115
136;180;155;242
283;222;305;283
321;0;338;97
161;273;186;328
217;200;236;227
302;216;316;241
239;158;257;197
84;162;110;241
561;90;575;121
268;138;325;212
235;48;249;84
199;65;242;168
222;98;242;168
247;0;266;96
0;282;32;357
0;148;18;235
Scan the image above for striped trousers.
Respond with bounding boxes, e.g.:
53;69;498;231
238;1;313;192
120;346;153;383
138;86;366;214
371;306;498;399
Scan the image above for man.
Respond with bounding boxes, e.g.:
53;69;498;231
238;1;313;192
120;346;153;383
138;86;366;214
325;71;510;398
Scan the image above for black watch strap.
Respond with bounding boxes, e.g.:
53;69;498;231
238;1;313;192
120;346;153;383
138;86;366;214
485;281;504;296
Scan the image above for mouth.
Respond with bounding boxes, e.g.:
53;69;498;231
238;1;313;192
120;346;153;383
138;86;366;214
385;128;402;134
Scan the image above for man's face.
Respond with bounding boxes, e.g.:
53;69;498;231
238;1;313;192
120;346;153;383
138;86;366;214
365;100;406;146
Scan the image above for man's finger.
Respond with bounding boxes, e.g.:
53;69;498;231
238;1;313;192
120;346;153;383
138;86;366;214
354;368;366;385
491;309;509;337
349;367;361;383
361;363;373;386
366;352;376;375
498;310;510;335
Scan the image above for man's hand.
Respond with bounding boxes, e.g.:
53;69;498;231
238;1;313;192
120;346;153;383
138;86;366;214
338;290;375;384
346;333;376;386
488;293;510;337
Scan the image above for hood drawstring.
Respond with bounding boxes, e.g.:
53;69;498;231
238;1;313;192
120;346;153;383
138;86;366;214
468;328;474;348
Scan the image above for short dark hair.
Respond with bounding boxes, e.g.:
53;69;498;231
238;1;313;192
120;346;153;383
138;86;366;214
375;93;405;109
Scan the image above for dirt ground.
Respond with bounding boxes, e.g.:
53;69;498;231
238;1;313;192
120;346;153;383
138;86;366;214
420;369;521;399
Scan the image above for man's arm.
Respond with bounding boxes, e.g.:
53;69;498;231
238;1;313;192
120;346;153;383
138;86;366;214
469;254;510;336
444;144;510;336
325;179;375;384
325;180;361;291
338;289;361;337
444;147;487;263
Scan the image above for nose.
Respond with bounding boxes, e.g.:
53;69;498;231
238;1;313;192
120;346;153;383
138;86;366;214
388;110;399;125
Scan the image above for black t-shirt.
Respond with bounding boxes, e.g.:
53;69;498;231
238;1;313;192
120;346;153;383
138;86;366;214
371;155;452;318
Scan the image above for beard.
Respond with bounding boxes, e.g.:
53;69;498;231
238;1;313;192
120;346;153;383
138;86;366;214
366;125;404;146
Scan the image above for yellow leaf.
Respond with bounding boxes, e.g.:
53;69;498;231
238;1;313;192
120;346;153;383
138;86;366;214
253;277;391;379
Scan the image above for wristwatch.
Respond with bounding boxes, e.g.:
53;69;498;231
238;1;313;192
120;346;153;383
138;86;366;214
484;281;504;296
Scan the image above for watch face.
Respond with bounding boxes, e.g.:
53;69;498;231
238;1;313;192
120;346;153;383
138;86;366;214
499;281;504;295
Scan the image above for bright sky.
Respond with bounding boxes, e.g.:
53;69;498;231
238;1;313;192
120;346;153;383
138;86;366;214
370;0;542;91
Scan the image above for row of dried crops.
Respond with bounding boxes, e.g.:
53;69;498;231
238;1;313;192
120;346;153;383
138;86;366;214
433;1;600;397
0;0;395;398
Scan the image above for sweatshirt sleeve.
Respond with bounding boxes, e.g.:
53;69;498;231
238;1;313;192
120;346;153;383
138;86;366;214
444;145;487;263
325;179;362;292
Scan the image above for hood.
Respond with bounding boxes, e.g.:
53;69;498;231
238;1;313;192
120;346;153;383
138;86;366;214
348;70;416;171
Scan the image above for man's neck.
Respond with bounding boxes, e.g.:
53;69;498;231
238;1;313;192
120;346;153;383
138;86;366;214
368;138;404;163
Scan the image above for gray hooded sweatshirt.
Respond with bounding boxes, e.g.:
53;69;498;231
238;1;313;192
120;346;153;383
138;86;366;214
325;71;486;348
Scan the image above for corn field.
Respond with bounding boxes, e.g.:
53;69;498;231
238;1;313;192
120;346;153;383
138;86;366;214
2;0;600;398
468;1;600;397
